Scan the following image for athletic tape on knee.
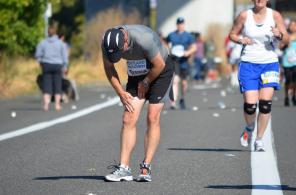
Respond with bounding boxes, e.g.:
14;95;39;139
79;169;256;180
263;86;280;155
244;103;257;115
259;100;272;114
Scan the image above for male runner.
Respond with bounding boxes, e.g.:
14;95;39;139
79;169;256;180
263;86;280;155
167;17;196;109
102;25;174;182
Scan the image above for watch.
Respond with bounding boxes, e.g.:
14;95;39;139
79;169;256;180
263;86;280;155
277;32;283;40
237;37;243;45
142;79;150;89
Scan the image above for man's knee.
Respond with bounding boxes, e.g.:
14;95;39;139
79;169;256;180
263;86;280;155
258;100;272;114
122;113;136;128
147;112;160;126
244;102;257;115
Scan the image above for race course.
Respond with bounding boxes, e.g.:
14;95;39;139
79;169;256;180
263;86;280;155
0;82;295;195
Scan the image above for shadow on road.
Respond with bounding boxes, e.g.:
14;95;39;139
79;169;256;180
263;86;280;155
205;184;296;191
168;148;249;152
34;176;105;181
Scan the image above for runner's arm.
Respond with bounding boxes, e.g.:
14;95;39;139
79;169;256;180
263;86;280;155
272;11;289;44
137;52;166;99
184;43;197;57
229;11;251;44
143;52;166;84
103;55;125;96
103;55;135;112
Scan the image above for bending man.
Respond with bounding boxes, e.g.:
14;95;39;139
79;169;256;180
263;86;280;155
102;25;174;182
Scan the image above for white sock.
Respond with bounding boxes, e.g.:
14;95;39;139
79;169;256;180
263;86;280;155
255;137;262;142
119;164;129;170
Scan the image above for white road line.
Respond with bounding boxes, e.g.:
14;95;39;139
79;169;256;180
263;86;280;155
0;97;120;142
251;116;283;195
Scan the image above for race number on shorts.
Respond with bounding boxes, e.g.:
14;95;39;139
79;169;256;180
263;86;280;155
261;71;279;84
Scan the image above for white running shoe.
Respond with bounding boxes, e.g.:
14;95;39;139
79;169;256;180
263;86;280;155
105;165;133;182
254;139;265;152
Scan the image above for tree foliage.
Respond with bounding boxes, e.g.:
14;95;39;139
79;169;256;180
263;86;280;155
50;0;84;58
0;0;46;55
0;0;84;58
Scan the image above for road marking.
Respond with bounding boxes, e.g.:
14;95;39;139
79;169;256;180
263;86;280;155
251;116;283;195
0;97;120;142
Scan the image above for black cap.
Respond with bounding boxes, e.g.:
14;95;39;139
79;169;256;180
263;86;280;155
176;17;185;24
103;28;124;63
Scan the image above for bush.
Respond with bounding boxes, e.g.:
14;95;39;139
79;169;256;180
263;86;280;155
0;0;45;55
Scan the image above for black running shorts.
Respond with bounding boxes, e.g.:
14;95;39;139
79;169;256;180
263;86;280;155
126;56;175;104
284;66;296;85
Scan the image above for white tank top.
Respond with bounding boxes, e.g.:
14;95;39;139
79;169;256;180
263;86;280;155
241;8;279;64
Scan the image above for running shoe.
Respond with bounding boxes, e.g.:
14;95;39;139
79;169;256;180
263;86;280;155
240;126;253;147
254;139;265;152
136;162;152;182
284;97;290;107
170;104;177;110
179;98;186;110
105;164;133;182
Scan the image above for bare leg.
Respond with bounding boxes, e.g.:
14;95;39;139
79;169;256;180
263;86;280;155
55;94;62;111
292;82;296;100
120;98;145;166
181;79;188;99
285;82;289;98
144;103;164;164
171;75;180;107
257;87;274;139
43;93;51;111
243;90;259;127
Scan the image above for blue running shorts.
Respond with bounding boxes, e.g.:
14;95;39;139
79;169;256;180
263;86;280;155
238;61;280;93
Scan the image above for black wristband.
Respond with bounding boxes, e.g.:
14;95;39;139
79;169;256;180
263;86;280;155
277;32;283;40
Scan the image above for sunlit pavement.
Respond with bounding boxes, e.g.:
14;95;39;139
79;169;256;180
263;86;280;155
0;81;295;195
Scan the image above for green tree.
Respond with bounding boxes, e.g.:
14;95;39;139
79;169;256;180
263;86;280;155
0;0;46;56
50;0;84;58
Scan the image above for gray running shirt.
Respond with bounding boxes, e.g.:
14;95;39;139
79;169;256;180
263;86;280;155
103;25;169;77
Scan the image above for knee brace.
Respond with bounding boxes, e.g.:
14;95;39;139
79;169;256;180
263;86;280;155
259;100;272;114
244;103;257;115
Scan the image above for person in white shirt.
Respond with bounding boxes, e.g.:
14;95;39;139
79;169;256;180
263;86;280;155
229;0;289;151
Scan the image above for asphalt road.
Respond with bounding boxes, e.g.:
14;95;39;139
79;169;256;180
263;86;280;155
0;82;295;195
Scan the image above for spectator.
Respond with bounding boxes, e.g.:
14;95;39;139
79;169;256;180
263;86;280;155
35;24;68;111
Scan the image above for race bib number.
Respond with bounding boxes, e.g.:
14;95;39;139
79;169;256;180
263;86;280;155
261;71;279;84
127;59;149;76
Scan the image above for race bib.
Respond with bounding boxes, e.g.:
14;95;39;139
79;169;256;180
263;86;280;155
171;45;185;58
261;71;279;84
127;59;149;76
